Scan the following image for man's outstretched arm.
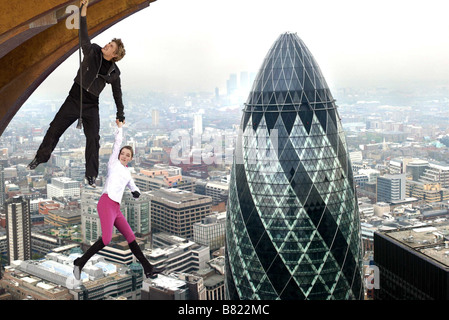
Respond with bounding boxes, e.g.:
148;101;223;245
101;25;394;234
112;77;125;122
80;0;88;17
79;0;91;55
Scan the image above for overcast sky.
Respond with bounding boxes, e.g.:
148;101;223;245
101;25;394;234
34;0;449;98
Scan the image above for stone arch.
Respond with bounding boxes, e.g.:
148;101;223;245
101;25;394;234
0;0;156;135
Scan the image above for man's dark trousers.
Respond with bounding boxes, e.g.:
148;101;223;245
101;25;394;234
35;95;100;178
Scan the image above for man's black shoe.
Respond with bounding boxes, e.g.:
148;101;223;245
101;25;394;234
85;176;96;188
145;265;165;279
27;157;42;170
73;258;82;280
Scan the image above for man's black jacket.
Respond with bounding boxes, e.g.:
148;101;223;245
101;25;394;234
74;15;125;121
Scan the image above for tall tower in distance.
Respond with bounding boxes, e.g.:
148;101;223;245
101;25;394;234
0;160;6;209
151;109;160;127
225;32;363;300
193;113;203;136
6;196;32;263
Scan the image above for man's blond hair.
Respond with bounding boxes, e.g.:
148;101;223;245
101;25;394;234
112;38;125;62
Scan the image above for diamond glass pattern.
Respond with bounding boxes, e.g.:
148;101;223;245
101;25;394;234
225;33;363;300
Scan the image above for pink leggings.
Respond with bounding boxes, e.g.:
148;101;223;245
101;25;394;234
97;193;135;245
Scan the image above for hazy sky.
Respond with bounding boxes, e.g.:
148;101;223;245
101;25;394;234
34;0;449;98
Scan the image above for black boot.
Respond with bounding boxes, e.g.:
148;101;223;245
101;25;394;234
128;240;165;278
27;157;43;170
85;176;97;188
73;238;105;280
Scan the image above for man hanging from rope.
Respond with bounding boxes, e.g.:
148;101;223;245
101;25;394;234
27;0;126;187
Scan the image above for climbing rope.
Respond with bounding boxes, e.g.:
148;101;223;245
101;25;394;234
76;3;84;130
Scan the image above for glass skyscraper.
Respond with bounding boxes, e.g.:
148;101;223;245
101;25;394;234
225;33;363;300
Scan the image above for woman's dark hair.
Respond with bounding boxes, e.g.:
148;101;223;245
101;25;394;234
119;146;134;159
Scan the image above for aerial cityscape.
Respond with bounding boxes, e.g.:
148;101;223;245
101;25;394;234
1;0;449;308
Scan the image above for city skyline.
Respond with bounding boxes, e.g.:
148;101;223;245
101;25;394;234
1;0;449;303
29;0;449;100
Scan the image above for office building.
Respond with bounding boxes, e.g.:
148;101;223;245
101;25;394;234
360;222;377;252
353;173;369;187
376;174;406;203
387;159;403;175
38;200;60;215
204;181;228;205
149;188;212;239
47;177;80;199
44;208;81;227
68;161;85;182
80;188;103;243
225;33;363;300
6;196;31;263
31;233;66;256
52;154;70;169
193;113;203;136
374;224;449;299
226;73;237;96
123;192;151;238
150;232;210;273
406;159;429;181
141;272;206;300
349;151;363;164
195;256;225;300
403;159;449;189
151;109;160;127
133;170;196;193
90;235;148;268
406;180;449;203
2;252;142;300
193;211;226;251
0;270;73;300
420;163;449;188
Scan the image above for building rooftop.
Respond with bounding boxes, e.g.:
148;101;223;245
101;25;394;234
380;222;449;269
206;181;229;189
201;211;226;225
201;273;224;288
149;188;211;205
12;252;120;287
148;239;200;259
49;208;81;218
3;271;69;296
147;273;187;291
51;177;78;183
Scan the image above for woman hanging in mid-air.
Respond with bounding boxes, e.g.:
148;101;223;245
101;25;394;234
73;120;164;280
